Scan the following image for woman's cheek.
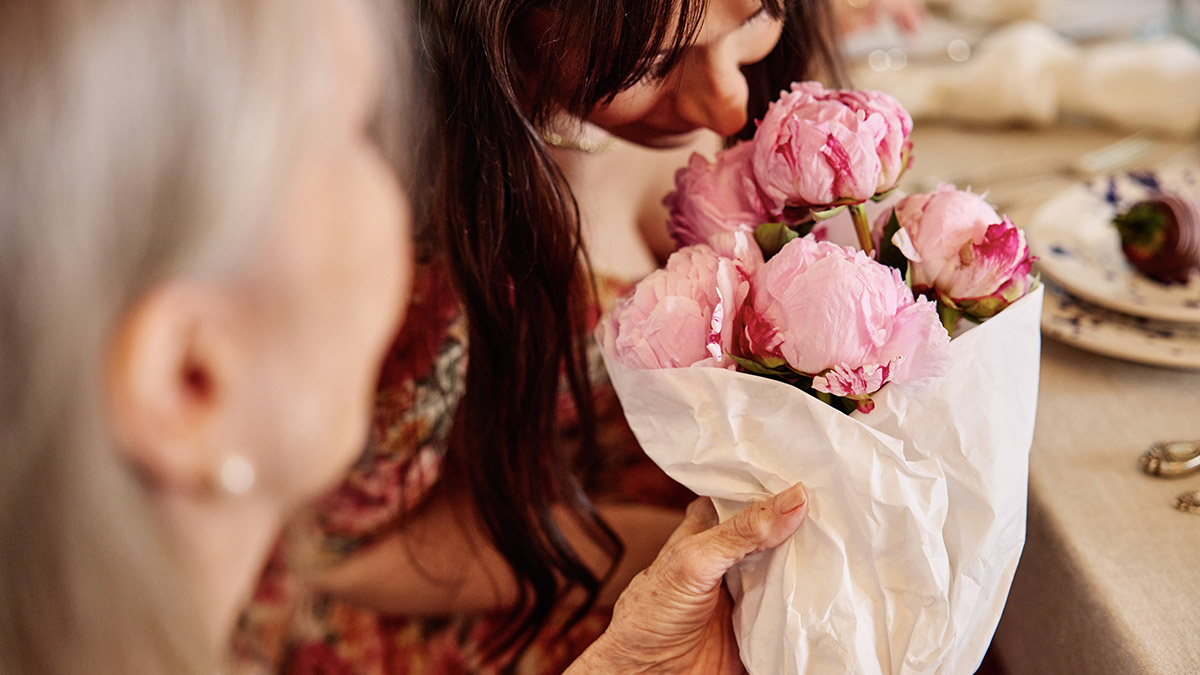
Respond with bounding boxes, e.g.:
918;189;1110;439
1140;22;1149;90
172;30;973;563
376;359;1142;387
589;80;668;127
740;20;784;63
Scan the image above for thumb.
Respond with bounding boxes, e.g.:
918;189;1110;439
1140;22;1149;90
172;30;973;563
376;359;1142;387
663;483;809;594
662;497;720;550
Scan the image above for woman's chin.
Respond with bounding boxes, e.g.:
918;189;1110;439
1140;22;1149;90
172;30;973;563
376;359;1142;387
606;125;705;150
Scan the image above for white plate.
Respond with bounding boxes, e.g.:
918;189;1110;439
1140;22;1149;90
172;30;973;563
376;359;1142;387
1025;168;1200;323
1041;280;1200;369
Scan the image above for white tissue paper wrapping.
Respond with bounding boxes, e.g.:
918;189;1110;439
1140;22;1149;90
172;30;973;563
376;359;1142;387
598;286;1044;675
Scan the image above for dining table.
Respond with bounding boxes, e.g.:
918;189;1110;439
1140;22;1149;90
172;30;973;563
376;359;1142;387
859;1;1200;672
897;125;1200;675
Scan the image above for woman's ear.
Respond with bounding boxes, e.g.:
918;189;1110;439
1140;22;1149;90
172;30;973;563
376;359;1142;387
105;281;244;495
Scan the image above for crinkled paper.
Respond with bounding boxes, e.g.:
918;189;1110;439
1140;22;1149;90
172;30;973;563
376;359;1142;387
598;286;1043;675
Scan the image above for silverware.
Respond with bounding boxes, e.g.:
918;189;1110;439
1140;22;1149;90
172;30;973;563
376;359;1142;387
1139;440;1200;477
915;132;1156;195
1174;488;1200;514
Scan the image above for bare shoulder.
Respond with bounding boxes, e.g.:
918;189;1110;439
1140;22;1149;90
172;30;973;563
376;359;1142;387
553;130;724;278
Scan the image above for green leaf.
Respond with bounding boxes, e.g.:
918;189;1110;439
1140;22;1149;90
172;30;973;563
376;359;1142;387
779;207;818;238
871;187;898;203
729;352;790;376
791;219;817;238
937;301;963;334
753;222;799;261
814;388;863;414
729;357;865;415
876;210;909;278
812;205;847;222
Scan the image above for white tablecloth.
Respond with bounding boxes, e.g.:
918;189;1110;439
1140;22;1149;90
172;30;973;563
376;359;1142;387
899;124;1200;675
994;341;1200;674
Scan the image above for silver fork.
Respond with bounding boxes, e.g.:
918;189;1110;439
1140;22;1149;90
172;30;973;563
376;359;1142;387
917;132;1156;193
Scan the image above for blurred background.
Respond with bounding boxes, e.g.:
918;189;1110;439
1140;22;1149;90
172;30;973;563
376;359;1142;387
840;3;1200;675
845;0;1199;213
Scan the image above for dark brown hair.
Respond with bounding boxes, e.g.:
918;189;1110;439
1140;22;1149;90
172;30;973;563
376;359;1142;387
413;0;839;659
743;0;845;138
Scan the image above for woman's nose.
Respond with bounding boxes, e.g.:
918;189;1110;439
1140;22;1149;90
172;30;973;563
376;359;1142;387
678;50;750;137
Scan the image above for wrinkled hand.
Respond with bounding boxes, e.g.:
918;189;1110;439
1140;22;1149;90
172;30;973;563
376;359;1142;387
566;483;809;675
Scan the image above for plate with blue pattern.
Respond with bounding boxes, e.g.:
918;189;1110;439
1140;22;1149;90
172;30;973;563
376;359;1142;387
1041;279;1200;369
1026;168;1200;323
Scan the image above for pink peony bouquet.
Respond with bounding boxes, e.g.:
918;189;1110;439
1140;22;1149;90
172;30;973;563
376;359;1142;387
598;82;1044;675
603;232;952;414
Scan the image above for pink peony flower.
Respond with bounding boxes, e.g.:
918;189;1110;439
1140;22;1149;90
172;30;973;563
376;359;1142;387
664;141;771;256
888;184;1034;318
603;244;751;370
739;235;949;408
752;81;913;213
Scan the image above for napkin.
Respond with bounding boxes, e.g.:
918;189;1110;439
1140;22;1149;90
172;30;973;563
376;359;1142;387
852;21;1200;137
1058;37;1200;137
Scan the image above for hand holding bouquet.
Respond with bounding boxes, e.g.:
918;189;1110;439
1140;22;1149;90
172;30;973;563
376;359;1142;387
599;81;1042;674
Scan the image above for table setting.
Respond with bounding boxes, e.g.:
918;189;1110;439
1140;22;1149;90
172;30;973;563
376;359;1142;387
836;0;1200;672
1029;160;1200;370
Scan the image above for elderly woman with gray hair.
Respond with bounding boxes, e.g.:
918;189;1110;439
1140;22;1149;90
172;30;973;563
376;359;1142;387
0;0;808;673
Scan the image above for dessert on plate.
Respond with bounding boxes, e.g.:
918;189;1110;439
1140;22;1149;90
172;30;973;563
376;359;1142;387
1113;191;1200;284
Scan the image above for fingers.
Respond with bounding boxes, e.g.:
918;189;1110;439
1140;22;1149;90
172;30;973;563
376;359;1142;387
887;0;928;33
838;0;927;35
655;483;809;595
701;482;808;569
894;4;927;34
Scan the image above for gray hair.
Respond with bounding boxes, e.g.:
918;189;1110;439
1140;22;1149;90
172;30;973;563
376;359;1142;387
0;0;335;671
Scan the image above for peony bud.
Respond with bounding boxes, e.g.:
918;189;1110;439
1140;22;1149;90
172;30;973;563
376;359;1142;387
888;184;1034;319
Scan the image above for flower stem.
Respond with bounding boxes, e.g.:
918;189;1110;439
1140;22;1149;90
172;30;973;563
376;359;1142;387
849;202;875;256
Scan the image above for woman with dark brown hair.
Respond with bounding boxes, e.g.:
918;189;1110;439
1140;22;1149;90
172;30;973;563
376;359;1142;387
234;1;841;672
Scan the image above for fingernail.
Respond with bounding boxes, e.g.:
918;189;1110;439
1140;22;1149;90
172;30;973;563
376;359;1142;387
774;483;808;513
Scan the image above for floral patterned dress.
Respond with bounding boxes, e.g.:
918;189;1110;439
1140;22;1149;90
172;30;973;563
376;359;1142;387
232;259;693;674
